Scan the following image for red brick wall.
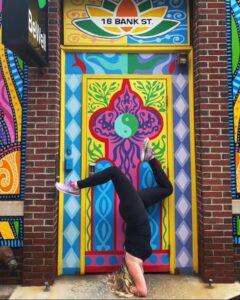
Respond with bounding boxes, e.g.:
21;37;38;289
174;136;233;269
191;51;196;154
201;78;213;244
22;0;61;286
192;0;235;282
235;247;240;279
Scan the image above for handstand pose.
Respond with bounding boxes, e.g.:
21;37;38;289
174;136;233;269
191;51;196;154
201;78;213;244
56;138;173;297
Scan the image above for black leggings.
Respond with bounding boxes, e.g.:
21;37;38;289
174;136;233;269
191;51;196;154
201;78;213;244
77;158;173;226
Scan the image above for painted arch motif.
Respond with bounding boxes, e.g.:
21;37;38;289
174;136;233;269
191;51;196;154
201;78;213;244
82;76;171;273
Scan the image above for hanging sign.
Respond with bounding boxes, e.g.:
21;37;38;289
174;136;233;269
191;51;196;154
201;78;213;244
64;0;189;46
2;0;48;67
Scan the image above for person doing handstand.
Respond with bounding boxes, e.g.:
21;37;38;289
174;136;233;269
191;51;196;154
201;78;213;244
56;138;173;297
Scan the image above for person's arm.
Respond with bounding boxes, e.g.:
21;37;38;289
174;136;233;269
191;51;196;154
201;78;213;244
128;262;147;297
125;253;147;297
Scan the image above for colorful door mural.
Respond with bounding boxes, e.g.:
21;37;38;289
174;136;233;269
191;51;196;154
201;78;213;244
59;0;196;276
80;75;174;272
59;52;196;275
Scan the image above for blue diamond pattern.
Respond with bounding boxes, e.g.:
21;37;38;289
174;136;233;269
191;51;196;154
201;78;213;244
176;195;191;218
172;67;193;270
176;221;191;244
63;248;80;268
175;74;188;92
66;170;80;182
71;144;81;167
66;74;82;93
66;94;81;117
63;65;82;275
64;222;80;246
177;247;191;268
175;169;190;193
174;120;189;142
65;120;81;142
65;197;80;219
175;144;189;167
174;95;188;117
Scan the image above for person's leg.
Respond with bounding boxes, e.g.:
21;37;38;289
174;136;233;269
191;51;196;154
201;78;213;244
76;166;148;225
138;158;173;207
75;166;150;297
149;158;173;191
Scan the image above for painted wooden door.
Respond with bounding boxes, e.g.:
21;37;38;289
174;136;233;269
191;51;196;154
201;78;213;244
80;74;173;273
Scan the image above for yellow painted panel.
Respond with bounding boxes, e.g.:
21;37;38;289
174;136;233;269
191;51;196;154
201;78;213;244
140;7;167;18
104;27;122;34
57;49;66;276
88;7;113;17
188;49;198;273
0;222;15;239
234;95;240;143
0;151;20;195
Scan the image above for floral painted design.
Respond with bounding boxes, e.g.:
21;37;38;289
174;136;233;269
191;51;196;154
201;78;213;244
72;0;180;39
89;79;163;181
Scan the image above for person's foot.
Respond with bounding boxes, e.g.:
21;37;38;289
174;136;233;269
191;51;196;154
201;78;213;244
140;138;154;161
55;181;80;196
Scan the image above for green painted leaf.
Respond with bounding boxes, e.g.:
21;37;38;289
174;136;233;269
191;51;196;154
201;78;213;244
16;56;23;71
13;221;19;237
88;137;104;161
231;15;240;75
135;20;179;38
74;20;120;38
102;82;107;91
88;82;119;112
38;0;46;9
138;0;152;13
152;136;167;170
103;0;117;12
237;216;240;236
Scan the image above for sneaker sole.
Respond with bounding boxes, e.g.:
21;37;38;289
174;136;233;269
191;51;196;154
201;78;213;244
140;138;150;161
55;183;80;196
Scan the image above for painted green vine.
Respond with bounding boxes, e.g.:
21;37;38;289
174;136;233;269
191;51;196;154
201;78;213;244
86;187;91;251
134;80;166;111
87;137;104;162
152;135;167;170
88;82;119;113
162;200;169;249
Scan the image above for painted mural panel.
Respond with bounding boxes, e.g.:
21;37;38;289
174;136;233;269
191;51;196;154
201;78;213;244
81;75;171;272
61;53;192;274
226;0;240;244
0;217;24;247
0;1;27;247
233;215;240;244
64;0;189;46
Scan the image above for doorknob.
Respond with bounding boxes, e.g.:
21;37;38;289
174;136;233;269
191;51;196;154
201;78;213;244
65;145;73;170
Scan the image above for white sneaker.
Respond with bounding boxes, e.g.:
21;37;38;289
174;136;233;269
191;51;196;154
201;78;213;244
55;181;80;196
141;138;150;161
140;138;154;161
